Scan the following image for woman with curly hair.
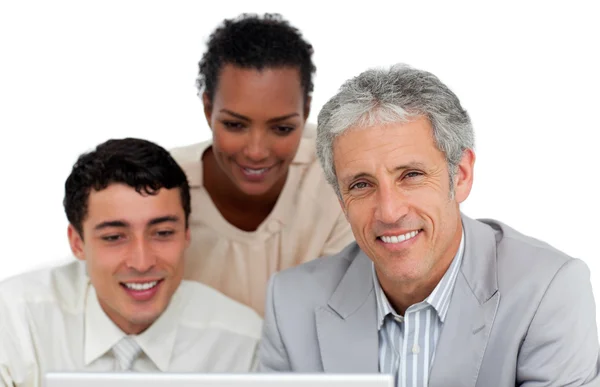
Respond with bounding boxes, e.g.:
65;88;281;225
171;13;353;316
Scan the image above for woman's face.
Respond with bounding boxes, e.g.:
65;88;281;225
204;64;309;197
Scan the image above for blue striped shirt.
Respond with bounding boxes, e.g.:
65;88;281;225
373;232;465;387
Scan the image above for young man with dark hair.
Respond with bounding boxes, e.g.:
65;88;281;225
0;138;261;387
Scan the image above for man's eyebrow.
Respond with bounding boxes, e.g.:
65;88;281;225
93;216;180;231
340;172;372;186
340;162;428;185
148;216;180;226
94;220;128;231
392;162;428;171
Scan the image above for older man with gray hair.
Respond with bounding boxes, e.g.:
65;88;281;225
258;64;600;386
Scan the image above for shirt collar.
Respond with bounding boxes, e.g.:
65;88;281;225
134;288;183;371
84;283;184;371
372;229;465;330
84;285;129;366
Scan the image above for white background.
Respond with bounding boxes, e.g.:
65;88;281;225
0;1;598;330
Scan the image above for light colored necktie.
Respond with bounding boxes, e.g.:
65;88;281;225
113;336;142;371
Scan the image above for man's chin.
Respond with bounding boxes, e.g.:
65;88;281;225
124;310;161;332
376;259;426;282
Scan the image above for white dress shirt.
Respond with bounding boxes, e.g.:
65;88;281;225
0;261;262;387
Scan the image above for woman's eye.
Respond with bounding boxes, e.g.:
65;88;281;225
222;121;245;130
274;126;295;135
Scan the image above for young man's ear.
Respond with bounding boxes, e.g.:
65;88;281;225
67;224;85;261
185;227;191;249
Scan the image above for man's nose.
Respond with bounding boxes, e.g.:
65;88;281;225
374;182;409;225
127;238;156;273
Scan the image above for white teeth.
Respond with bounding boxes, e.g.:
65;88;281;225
244;167;269;175
124;281;158;291
380;230;420;244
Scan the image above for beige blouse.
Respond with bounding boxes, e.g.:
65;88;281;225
170;125;355;316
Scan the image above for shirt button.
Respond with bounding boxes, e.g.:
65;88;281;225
394;316;403;323
412;345;420;354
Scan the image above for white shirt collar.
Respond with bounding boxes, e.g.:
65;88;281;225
84;283;183;371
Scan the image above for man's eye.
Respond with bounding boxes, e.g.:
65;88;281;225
405;171;423;179
350;182;369;190
156;230;175;238
101;235;122;242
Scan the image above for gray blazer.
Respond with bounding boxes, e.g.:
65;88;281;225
258;215;600;386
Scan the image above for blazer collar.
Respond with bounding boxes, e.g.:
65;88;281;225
428;214;500;387
460;214;499;303
316;244;379;372
327;246;375;319
316;214;501;378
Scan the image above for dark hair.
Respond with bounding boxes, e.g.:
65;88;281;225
197;13;316;104
64;138;191;237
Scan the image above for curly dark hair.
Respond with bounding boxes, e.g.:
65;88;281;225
197;13;316;105
64;138;191;238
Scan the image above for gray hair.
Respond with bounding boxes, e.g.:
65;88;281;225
316;63;474;197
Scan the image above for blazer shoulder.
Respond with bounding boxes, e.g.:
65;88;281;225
481;218;574;264
478;218;584;291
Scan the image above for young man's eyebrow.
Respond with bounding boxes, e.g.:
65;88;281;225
93;220;129;231
148;215;180;226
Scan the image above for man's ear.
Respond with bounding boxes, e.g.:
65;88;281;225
202;93;213;129
453;148;475;204
68;224;85;261
185;227;191;249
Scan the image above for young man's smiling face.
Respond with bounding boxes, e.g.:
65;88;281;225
68;183;190;334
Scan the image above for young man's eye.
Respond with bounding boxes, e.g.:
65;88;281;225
155;230;175;238
101;234;122;242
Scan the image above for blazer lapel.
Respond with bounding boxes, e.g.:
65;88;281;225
315;249;379;373
428;215;501;387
